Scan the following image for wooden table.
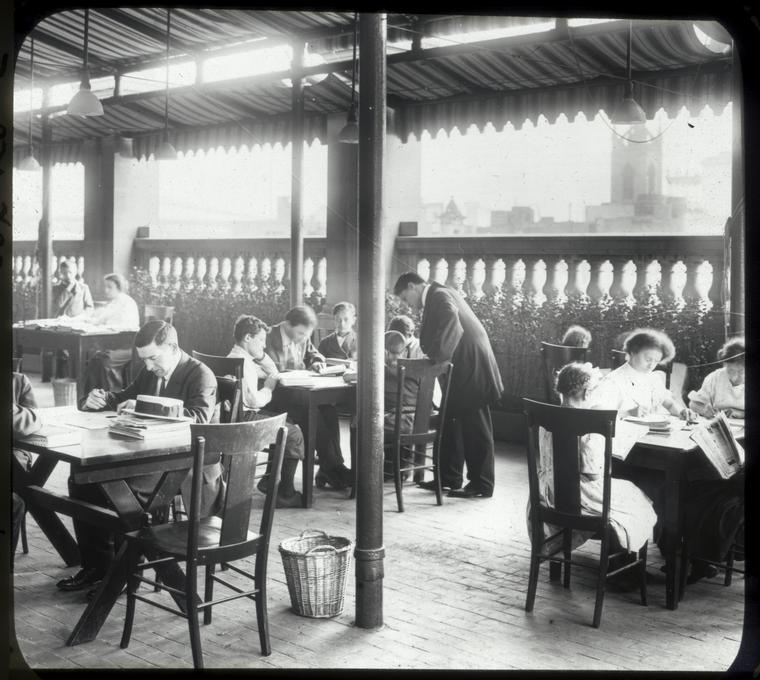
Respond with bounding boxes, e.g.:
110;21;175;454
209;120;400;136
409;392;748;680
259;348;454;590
13;325;136;401
616;421;744;611
275;378;356;508
13;406;209;646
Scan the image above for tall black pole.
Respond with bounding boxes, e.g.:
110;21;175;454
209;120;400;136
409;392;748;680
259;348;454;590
290;39;305;308
728;48;744;336
355;12;386;630
38;116;53;317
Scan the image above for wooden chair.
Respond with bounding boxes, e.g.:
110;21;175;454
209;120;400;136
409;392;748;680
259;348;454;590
610;349;672;390
539;342;590;404
523;398;648;628
192;351;243;381
120;415;287;669
677;540;745;600
385;359;453;512
144;304;175;324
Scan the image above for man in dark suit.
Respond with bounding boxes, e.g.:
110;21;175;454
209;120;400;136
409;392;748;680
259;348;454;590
59;321;219;595
266;305;352;489
51;259;94;317
394;273;504;498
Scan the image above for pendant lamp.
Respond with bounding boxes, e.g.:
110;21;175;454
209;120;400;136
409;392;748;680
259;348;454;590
19;35;41;171
67;9;104;116
338;13;359;144
610;21;647;125
155;8;178;160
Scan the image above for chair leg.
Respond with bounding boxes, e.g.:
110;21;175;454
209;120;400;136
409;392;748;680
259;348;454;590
254;554;271;656
638;543;648;607
725;547;735;587
562;529;572;589
120;542;139;649
349;427;357;500
432;443;443;507
394;446;404;513
593;536;610;628
186;562;204;669
525;550;541;613
204;563;216;625
20;511;29;554
678;542;689;602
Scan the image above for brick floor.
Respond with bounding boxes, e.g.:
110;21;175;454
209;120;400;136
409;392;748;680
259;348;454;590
11;375;745;670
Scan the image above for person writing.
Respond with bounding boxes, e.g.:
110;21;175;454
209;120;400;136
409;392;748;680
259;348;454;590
83;273;141;392
227;315;305;508
388;315;426;359
394;272;504;498
61;321;219;596
266;305;351;490
688;337;744;419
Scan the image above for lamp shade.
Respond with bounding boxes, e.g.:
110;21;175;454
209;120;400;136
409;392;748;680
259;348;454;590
610;94;647;125
18;151;41;172
338;105;359;144
155;132;177;160
67;84;104;116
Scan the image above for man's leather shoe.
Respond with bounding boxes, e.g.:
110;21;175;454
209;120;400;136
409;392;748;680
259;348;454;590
417;479;461;492
56;568;104;592
448;484;493;498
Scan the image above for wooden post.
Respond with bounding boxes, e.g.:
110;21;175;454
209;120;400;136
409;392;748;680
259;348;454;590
38;117;52;317
728;48;744;336
355;12;386;630
290;39;305;308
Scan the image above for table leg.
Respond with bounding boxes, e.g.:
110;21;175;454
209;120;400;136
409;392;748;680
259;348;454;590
76;340;86;402
12;456;81;567
302;403;318;508
662;462;683;610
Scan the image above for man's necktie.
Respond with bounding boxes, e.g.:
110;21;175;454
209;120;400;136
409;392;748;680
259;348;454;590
156;377;167;396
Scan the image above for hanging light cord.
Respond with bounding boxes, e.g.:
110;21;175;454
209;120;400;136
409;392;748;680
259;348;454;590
29;34;35;148
83;8;90;78
164;8;171;134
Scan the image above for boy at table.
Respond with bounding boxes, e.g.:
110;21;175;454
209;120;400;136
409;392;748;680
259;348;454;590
318;301;358;361
388;315;426;359
12;372;43;560
64;320;220;595
265;305;352;490
228;314;305;508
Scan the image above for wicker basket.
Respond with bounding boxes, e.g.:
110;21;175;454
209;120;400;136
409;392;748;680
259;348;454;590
279;530;353;618
52;378;77;406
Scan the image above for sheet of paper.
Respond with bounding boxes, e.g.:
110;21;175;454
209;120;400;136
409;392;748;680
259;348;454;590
612;419;650;461
59;409;116;430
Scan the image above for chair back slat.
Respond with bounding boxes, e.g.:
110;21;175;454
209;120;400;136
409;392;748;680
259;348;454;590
394;359;451;436
610;348;672;389
192;351;245;381
215;376;243;424
523;398;616;530
540;342;590;404
188;416;286;548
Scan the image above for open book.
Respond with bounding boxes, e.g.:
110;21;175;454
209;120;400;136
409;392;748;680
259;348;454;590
689;411;745;479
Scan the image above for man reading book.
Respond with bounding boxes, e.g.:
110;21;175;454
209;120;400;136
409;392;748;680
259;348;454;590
64;321;219;595
266;305;352;490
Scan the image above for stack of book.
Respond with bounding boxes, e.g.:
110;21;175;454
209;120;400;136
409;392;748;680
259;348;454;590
108;414;190;440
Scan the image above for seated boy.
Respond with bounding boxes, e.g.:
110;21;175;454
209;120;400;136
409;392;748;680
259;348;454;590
388;315;426;359
318;301;358;361
228;314;305;508
266;305;352;489
383;331;422;480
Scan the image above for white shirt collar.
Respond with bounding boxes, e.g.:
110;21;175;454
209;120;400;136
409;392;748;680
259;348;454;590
421;283;431;309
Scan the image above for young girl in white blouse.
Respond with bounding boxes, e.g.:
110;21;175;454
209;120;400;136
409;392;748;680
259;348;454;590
594;328;696;421
688;337;744;419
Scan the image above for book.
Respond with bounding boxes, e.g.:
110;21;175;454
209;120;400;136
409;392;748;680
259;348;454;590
315;364;346;376
611;419;650;461
278;370;318;387
689;411;745;479
623;415;674;433
325;358;353;367
108;415;190;441
17;424;82;447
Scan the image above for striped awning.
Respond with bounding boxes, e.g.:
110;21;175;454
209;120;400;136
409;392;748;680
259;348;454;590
13;12;733;163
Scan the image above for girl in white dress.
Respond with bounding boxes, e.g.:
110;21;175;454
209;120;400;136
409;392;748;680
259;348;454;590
594;328;697;421
688;337;744;419
531;362;657;554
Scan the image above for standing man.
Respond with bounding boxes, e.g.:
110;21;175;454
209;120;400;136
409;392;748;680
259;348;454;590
394;273;503;498
51;259;93;318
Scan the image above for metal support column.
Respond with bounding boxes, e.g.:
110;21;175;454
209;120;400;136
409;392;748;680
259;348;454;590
728;48;744;336
290;39;305;309
38;117;52;317
355;12;386;630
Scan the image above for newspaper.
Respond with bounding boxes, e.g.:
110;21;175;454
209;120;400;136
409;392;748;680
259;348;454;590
612;419;650;461
689;411;744;479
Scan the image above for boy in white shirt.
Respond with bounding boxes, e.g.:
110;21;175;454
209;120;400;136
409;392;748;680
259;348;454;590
228;315;305;508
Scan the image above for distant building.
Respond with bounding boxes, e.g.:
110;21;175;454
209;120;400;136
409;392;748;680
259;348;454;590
439;197;467;234
488;206;534;233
